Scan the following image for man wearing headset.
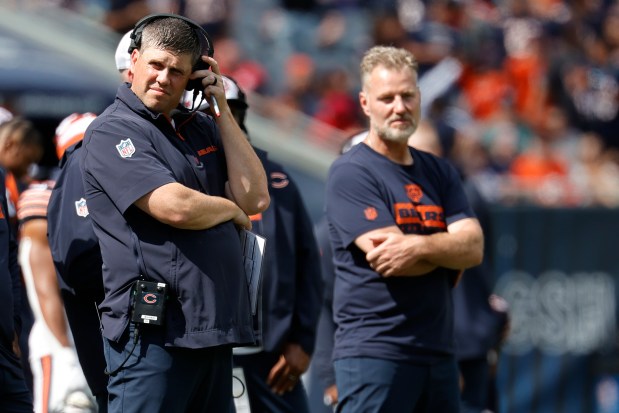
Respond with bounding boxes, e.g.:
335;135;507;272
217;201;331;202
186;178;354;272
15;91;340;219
80;14;269;412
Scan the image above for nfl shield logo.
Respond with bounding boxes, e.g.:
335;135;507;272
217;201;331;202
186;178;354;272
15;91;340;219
75;198;89;217
116;138;135;158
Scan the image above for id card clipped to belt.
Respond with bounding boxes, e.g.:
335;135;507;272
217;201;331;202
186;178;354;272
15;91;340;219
131;280;168;326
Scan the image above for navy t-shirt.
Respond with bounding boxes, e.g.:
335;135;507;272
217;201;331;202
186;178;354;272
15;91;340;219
325;143;474;364
82;84;253;348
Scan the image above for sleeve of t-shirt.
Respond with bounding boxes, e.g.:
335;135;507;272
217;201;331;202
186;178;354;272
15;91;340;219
83;123;176;214
326;161;396;249
439;160;476;226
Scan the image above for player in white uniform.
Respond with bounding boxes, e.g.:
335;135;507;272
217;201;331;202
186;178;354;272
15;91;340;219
17;114;98;413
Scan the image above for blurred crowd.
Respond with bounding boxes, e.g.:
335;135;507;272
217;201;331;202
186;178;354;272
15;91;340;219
3;0;619;209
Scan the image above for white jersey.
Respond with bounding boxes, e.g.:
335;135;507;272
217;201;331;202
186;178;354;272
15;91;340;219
18;181;96;413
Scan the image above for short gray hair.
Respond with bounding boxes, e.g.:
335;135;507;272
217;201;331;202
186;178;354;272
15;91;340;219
140;17;202;67
360;46;418;88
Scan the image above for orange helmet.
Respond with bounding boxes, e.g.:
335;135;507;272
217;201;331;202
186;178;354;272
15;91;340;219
54;112;97;159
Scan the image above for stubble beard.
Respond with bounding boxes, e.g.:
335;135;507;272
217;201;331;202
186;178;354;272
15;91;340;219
375;118;418;144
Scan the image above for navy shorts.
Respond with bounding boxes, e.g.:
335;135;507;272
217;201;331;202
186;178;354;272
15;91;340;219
334;356;460;413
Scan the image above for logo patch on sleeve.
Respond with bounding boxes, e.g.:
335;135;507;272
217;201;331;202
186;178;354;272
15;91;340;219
75;198;89;217
116;138;136;158
364;206;378;221
270;172;289;189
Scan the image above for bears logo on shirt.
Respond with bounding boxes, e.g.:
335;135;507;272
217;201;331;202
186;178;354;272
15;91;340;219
405;184;423;203
116;138;135;158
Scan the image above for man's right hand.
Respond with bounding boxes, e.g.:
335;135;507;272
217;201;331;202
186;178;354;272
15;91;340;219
233;209;252;230
366;232;437;276
323;384;338;407
12;331;21;358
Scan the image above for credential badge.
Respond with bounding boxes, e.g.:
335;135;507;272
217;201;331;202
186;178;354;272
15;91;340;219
116;138;135;158
75;198;89;217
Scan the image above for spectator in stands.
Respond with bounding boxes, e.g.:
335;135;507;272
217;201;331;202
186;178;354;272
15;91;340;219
104;0;150;33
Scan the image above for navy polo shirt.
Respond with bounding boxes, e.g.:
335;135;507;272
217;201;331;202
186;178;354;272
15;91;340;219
249;149;322;355
325;143;475;364
82;84;254;348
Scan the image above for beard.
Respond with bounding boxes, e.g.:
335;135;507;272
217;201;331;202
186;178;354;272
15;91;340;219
374;117;418;144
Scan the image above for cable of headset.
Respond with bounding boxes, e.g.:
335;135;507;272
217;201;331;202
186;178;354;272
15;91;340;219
104;323;141;376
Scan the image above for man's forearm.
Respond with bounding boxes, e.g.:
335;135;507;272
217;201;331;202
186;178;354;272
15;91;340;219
135;183;249;230
416;220;483;270
364;219;483;277
21;233;71;347
215;112;269;214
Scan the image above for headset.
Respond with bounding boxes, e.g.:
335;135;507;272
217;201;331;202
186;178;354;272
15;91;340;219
128;13;214;92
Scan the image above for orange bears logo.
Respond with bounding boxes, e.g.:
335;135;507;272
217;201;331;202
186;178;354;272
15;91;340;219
405;184;423;203
364;206;378;221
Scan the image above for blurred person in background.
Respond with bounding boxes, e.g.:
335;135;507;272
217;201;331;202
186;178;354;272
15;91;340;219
104;0;150;33
0;165;33;413
47;113;110;413
311;67;365;146
0;107;13;125
115;30;134;83
0;116;44;393
182;0;232;39
278;53;318;117
207;37;269;96
325;45;483;412
508;103;572;206
185;74;323;413
16;113;97;413
308;129;367;413
568;131;619;208
408;119;509;413
309;213;338;413
0;118;44;229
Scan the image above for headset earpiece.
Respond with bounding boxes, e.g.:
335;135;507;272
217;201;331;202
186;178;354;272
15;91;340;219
128;13;214;91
